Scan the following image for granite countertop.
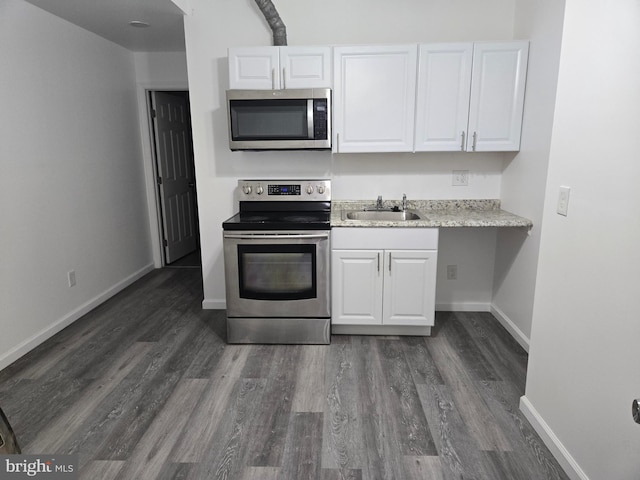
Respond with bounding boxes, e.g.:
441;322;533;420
331;199;533;229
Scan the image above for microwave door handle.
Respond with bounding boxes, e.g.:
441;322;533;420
307;99;314;139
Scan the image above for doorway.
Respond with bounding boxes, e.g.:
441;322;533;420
148;90;200;267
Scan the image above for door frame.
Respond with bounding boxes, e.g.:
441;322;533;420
136;82;193;268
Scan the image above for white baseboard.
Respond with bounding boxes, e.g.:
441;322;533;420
489;303;530;353
202;299;226;310
519;396;589;480
435;302;491;312
210;301;491;312
201;301;528;352
0;263;155;372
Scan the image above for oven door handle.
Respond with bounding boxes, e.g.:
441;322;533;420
224;233;330;240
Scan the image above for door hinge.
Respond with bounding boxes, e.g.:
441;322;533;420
157;176;162;185
163;239;168;247
151;109;157;118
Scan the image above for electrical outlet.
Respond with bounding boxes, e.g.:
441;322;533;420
447;265;458;280
557;186;571;216
452;170;469;186
68;270;76;287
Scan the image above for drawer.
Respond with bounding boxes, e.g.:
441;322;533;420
332;227;439;250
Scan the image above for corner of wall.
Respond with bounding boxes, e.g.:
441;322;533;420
490;303;530;352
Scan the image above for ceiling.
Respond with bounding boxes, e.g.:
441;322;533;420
24;0;186;52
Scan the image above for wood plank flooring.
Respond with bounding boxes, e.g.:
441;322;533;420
0;268;569;480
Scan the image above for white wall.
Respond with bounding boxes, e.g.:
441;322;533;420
522;1;640;478
436;228;497;311
491;0;566;349
133;52;189;85
183;0;521;308
0;0;154;369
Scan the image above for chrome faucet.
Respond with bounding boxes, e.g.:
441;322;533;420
376;195;383;210
402;193;407;211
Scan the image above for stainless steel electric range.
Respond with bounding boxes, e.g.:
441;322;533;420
222;179;331;344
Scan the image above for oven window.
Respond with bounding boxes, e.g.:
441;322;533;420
238;244;317;300
230;99;309;140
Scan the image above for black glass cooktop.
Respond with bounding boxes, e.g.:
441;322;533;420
222;201;331;231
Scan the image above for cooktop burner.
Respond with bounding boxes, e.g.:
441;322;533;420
238;214;270;222
282;214;325;222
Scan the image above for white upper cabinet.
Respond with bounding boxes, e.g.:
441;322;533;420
415;41;529;152
333;45;418;153
228;46;332;90
467;41;529;152
414;43;474;151
229;41;529;152
228;47;278;89
280;47;332;89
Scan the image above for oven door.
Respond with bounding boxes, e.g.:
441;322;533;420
223;230;330;318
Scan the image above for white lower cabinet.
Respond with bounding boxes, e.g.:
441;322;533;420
332;250;384;325
331;228;438;335
383;250;437;326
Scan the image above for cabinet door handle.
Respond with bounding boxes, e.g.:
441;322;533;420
472;131;478;151
282;68;286;89
271;68;276;90
377;252;380;272
336;133;340;153
460;131;466;151
388;253;392;273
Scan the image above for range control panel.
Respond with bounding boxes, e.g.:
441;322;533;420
238;179;331;201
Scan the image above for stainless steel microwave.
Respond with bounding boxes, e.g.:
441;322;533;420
226;88;331;150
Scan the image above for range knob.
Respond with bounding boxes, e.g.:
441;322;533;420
317;184;325;194
255;185;264;195
242;184;252;195
306;184;314;195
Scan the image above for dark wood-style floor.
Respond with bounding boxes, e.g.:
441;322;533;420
0;268;568;480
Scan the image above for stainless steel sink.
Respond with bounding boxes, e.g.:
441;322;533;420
342;209;423;221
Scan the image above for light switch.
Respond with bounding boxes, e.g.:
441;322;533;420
557;186;570;216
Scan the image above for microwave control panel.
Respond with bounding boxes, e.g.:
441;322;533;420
313;100;328;140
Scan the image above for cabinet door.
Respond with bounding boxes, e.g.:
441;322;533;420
414;43;473;152
333;45;418;153
228;47;279;89
383;250;437;326
467;41;529;152
281;46;332;89
332;250;383;325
